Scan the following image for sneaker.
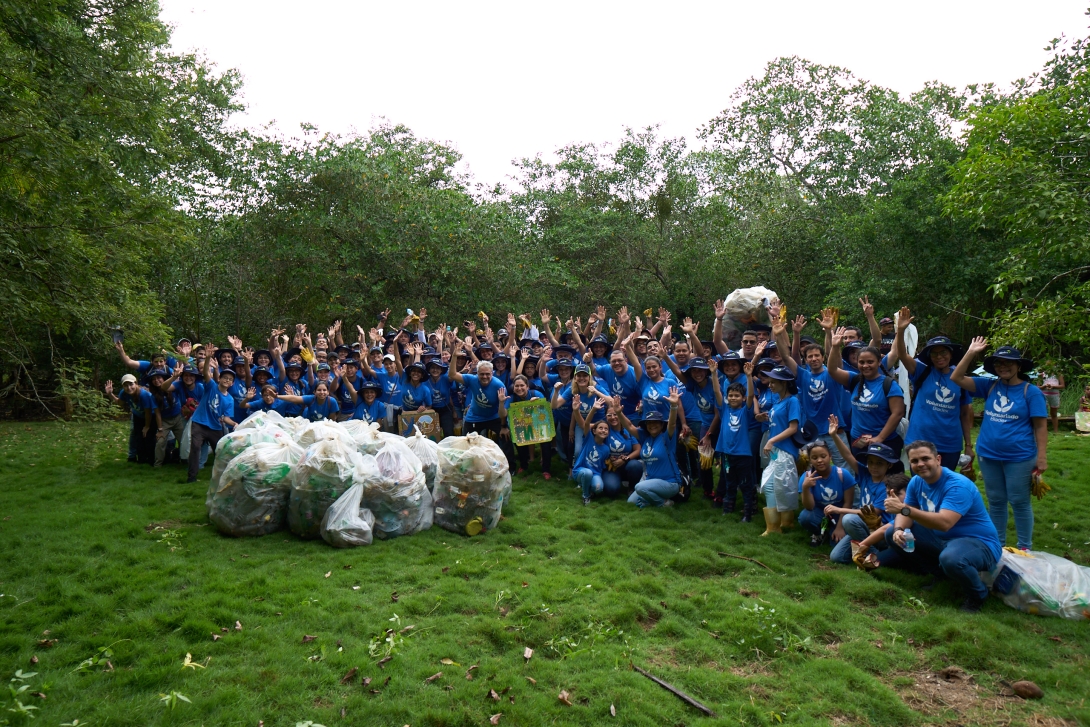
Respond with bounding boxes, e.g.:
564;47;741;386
582;497;591;506
542;472;552;481
809;534;823;547
712;496;723;506
740;513;753;523
516;468;526;477
959;595;986;613
662;499;674;507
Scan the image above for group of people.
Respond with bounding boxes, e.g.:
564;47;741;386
106;299;1054;611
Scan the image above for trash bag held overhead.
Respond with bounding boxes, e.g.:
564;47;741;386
432;432;512;536
359;438;433;540
721;286;778;348
207;439;304;537
288;438;366;539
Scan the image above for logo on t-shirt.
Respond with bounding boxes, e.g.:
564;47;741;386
612;380;624;395
475;389;492;407
586;448;600;466
993;395;1013;414
646;388;661;401
642;440;654;458
858;386;875;404
935;386;955;404
809;379;826;401
820;484;836;503
696;393;712;413
729;413;741;432
921;493;937;512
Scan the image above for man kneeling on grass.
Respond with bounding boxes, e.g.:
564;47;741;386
876;440;1001;613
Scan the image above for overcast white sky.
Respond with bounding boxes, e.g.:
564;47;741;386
161;1;1088;187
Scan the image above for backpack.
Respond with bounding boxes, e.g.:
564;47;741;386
849;373;894;403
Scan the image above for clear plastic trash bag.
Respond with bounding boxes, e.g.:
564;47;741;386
359;439;432;540
405;426;440;491
288;438;367;539
207;439;304;537
432;432;512;535
207;426;293;506
320;481;376;548
761;448;798;512
982;549;1090;620
294;420;356;449
722;286;778;342
236;409;289;432
341;419;386;456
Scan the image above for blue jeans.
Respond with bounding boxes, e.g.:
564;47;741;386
797;507;831;535
628;478;679;508
602;460;643;496
572;426;586;465
977;456;1036;550
877;524;997;600
830;513;875;564
553;417;571;463
573;467;604;499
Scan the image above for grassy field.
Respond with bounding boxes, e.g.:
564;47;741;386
0;421;1088;727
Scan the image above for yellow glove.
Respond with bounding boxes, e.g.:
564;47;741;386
859;504;882;532
299;347;315;364
1031;472;1051;500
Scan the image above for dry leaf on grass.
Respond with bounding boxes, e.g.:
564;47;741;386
29;656;38;665
425;672;443;684
487;689;500;701
211;634;221;642
489;714;502;725
525;677;536;685
377;656;392;668
523;647;533;661
465;665;478;680
362;676;372;687
340;667;357;684
324;571;331;578
302;635;317;643
234;621;242;631
558;690;573;706
1012;680;1043;699
391;591;399;602
610;703;616;716
440;658;459;666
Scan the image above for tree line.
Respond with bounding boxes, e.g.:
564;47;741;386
2;0;1087;418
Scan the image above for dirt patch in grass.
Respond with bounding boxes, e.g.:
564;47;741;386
144;519;182;532
637;609;661;631
893;668;1076;726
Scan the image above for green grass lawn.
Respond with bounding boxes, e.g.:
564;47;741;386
1;422;1088;727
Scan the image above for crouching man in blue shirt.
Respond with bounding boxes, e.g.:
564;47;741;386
877;440;1001;613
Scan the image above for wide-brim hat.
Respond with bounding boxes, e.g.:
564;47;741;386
749;323;772;334
284;361;304;371
254;348;273;361
252;366;272;379
477;342;494;351
765;365;794;382
218;367;236;379
182;365;199;376
284;347;302;361
917;336;964;367
406;361;426;373
316;363;332;372
864;442;899;464
359;381;383;393
555;358;576;369
983;346;1034;375
639;410;667;426
688;357;711;371
553;344;576;356
145;368;170;383
334;345;351;355
716;350;743;364
792;420;819;448
756;357;777;371
590;335;609;347
426;360;449;371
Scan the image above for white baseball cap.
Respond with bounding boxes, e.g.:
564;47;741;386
120;374;138;385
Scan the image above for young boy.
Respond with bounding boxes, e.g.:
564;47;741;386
710;374;756;521
850;474;911;570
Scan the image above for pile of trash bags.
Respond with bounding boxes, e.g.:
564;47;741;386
208;439;304;536
203;411;510;545
982;548;1090;620
432;432;512;535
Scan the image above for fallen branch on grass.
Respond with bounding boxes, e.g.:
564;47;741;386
717;552;772;571
632;665;717;717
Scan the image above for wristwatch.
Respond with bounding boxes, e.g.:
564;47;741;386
900;506;911;517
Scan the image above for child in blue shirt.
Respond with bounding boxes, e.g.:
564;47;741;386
711;371;756;521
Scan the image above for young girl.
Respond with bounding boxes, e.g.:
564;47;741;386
616;387;683;508
278;379;340;422
571;412;611;505
602;399;642;495
711;369;755;521
758;360;801;536
341;377;387;426
797;440;856;548
822;414;901;564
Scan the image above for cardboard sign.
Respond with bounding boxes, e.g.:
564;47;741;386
399;409;441;441
506;398;556;446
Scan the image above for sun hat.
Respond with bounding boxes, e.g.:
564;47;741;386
983;346;1034;376
792;420;820;448
865;442;899;464
917;336;963;367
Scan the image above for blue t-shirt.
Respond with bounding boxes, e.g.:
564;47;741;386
375;369;400;406
839;361;857;431
428;376;451;409
154;389;182;419
638;429;680;483
905;364;971;454
400;379;433;411
136;357;179;375
352;398;388;424
594;364;641;416
244;396;292;415
191;385;235;431
461;373;504;422
638;375;674;417
971;378;1048;461
562;384;606;424
119;388;156;417
856;469;895;525
757;387;778;433
606;427;638;459
798;466;855;510
796;366;841;430
573;438;610;475
303;395;340;422
904;468;1002;561
687;378;717;430
846;374;904;440
715;401;753;456
171;380;204;406
335;372;364;410
677;385;702;434
275;378;308;417
769;395;801;460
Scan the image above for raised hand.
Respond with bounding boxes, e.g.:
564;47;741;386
497;387;507;404
327;323;337;340
540;309;551;325
753;341;768;358
418;307;427;323
616;306;630;326
412;341;423;355
771;318;786;337
246;386;256;399
596;304;607;322
173;361;184;376
571;393;581;410
966;336;988;356
818;308;836;331
827;414;840;436
896;306;913;331
743;361;754;375
666;386;681;407
657;307;671;324
466;320;477;334
713;299;726;319
681;317;695;334
792;315;806;334
104;380;114;395
831;327;847;346
766;298;782;322
243;349;253;365
176;340;192;357
633;315;644;332
859;295;875;319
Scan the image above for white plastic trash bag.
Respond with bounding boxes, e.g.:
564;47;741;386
724;286;776;328
341;419;386;456
180;419;192;460
207;439;304;537
761;448;798;511
982;549;1090;620
288;438;366;539
236;409;289;432
294;420;356;449
359;439;432;539
432;432;512;536
321;481;377;547
208;426;293;505
405;426;440;491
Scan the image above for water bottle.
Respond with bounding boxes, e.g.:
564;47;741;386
903;529;915;553
958;454;971;470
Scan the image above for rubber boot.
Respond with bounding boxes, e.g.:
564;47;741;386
760;507;782;537
779;510;796;531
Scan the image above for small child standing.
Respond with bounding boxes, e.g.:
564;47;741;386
710;374;756;521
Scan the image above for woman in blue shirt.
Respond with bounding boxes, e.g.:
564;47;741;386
147;368;184;467
758;361;801;536
426;360;454;438
951;338;1049;551
890;307;974;469
616;387;682;508
547;359;576;468
340;376;388;426
571;408;611;505
499;375;552;478
602;401;642;496
828;328;905;464
279;380;340;422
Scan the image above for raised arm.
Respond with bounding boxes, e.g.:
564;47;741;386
790;315;805;363
613;306;631;352
826;328;852;387
623;333;643;380
892;306;918;376
949;336;986;394
712;299;730;355
665;386;680;438
710;360;724;406
202;341;216;384
540;310;560;348
859;296;881;349
773;318;798;376
114;341;141;370
447;339;467;384
826;414;858;474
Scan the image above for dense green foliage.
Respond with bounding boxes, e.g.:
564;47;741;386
1;421;1088;725
2;2;1088;416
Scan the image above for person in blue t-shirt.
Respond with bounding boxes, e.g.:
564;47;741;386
602;401;642;495
426;360;454;438
828;328;906;464
710;372;756;520
146;368;185;467
797;440;856;547
571;414;611;505
822;415;903;564
891;308;974;470
239;384;295;417
758;356;802;536
877;440;1002;612
340;376;387;426
625;334;673;418
546;359;576;466
593;350;641;419
664;346;718;500
186;351;238;482
396;351;434;415
556;364;609;462
278;379;340;422
951;338;1049;551
105;373;157;464
616;387;682;508
499;375;552;477
448;341;506;442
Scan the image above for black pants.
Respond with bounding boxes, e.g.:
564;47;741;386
437;406;454;439
718;454;756;514
130;420;155;465
187;422;225;482
514;440;553;475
